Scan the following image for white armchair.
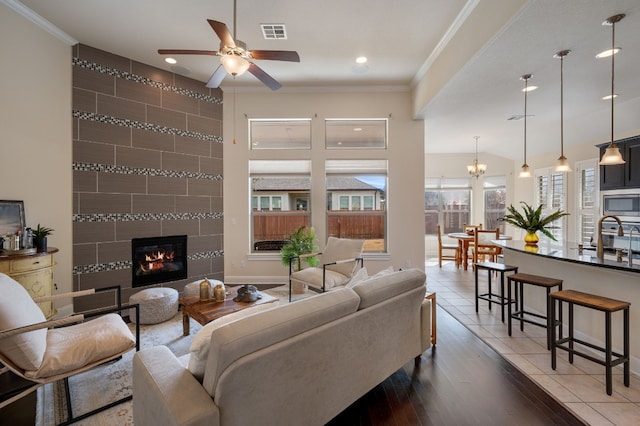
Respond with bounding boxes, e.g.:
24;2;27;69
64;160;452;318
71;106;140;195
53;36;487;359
288;237;364;301
0;273;139;424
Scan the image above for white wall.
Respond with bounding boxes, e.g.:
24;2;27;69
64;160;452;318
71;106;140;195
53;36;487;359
0;4;73;296
223;90;425;283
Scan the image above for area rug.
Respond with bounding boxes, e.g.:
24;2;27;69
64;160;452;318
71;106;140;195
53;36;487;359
34;286;313;426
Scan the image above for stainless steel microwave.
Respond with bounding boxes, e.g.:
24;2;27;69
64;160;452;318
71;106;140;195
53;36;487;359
602;189;640;220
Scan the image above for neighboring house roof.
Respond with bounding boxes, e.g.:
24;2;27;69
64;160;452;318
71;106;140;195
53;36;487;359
252;176;380;192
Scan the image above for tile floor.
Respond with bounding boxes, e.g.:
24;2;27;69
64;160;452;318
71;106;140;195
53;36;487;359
426;260;640;426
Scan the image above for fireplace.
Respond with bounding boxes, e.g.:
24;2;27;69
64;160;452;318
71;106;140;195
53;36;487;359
131;235;187;287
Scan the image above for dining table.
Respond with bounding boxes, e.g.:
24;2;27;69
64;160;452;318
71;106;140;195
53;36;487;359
447;232;512;270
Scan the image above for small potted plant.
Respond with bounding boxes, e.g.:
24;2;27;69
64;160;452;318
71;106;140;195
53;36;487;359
280;225;319;271
499;202;569;246
33;223;54;252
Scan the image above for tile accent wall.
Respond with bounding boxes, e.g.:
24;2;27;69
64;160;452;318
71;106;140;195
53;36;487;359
71;44;223;310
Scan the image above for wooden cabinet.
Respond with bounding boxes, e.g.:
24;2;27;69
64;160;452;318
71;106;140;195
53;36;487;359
0;248;58;318
599;135;640;189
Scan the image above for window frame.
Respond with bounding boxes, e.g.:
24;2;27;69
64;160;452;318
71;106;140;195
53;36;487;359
326;159;388;253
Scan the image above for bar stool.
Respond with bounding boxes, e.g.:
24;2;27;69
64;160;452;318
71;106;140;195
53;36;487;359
550;289;630;396
474;261;518;322
507;273;563;349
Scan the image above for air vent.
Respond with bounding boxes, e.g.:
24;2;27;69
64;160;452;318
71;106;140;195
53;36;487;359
261;24;288;40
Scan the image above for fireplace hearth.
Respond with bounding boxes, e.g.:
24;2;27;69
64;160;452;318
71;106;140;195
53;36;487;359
132;235;187;287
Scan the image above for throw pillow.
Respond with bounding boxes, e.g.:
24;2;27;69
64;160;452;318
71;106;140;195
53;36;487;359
370;266;394;279
0;273;48;371
345;267;368;289
187;302;277;381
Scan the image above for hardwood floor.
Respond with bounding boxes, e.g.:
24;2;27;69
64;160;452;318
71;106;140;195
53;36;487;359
328;304;585;425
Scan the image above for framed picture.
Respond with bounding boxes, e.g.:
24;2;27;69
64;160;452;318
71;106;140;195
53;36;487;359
0;200;25;236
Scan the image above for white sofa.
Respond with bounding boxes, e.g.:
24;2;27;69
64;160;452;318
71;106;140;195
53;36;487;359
132;268;432;426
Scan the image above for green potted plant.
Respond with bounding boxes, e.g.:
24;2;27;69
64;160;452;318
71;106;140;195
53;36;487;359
33;223;54;252
280;226;319;271
499;202;569;246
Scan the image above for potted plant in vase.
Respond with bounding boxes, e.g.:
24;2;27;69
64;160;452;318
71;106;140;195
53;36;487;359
499;202;569;246
33;224;54;252
280;225;319;272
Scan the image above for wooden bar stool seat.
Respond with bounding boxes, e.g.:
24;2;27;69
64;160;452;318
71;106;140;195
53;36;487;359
474;261;519;322
550;289;630;396
507;273;563;349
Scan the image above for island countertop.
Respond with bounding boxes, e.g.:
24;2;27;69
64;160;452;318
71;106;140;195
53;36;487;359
494;239;640;274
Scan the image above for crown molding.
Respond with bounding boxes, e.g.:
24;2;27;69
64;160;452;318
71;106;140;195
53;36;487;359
1;0;77;45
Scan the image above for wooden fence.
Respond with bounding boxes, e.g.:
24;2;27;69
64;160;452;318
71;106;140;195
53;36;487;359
252;210;385;249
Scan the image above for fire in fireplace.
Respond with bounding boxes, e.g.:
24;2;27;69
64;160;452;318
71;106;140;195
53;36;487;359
131;235;187;287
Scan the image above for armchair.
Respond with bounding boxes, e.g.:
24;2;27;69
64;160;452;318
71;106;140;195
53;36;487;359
288;237;364;301
0;273;139;424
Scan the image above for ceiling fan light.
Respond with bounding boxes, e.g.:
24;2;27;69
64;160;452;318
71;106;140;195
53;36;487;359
220;55;250;76
599;144;625;165
555;156;572;172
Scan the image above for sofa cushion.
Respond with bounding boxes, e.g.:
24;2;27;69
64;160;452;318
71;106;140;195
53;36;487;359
0;273;47;371
350;268;426;310
322;237;364;277
202;288;360;397
187;302;277;381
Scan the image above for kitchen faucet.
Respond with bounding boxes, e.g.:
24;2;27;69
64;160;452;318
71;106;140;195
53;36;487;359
628;225;640;267
597;215;624;259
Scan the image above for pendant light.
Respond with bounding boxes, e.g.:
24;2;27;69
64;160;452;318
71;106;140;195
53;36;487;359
554;50;572;172
467;136;486;178
599;14;625;166
519;74;533;178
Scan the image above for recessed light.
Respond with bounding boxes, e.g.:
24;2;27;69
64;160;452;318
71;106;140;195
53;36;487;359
353;127;362;132
356;56;367;64
165;57;177;64
596;48;620;58
522;85;538;92
602;94;619;100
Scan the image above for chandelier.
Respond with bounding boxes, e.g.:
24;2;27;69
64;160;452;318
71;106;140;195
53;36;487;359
467;136;486;178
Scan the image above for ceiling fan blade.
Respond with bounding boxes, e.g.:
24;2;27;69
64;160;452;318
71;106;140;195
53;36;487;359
158;49;219;56
247;62;281;91
208;19;236;48
206;65;227;88
250;50;300;62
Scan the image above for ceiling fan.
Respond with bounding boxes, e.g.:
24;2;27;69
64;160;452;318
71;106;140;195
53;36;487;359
157;1;299;90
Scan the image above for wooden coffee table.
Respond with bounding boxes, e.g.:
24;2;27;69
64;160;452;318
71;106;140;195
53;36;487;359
179;286;278;336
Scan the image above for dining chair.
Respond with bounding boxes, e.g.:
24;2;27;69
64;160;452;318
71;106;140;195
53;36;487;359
437;224;459;267
472;228;501;265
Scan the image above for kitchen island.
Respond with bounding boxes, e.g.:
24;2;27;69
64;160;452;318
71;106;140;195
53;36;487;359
495;239;640;373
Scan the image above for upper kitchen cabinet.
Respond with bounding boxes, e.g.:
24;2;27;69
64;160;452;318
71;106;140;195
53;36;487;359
599;135;640;189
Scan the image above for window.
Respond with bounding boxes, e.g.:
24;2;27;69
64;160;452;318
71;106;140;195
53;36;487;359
325;119;387;149
326;160;387;252
535;167;567;242
249;160;311;252
575;159;599;245
425;178;472;235
483;176;506;233
249;119;311;149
